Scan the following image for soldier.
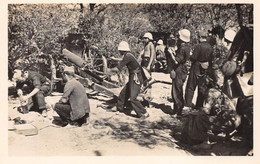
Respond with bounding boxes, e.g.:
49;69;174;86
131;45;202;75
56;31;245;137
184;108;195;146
171;29;191;117
221;29;237;98
181;69;241;149
155;39;166;71
12;69;51;116
138;32;155;105
165;34;178;73
53;66;90;127
140;32;156;72
185;30;213;109
108;41;149;119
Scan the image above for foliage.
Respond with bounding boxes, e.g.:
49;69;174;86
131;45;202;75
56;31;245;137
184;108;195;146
8;4;81;76
8;3;253;75
78;4;155;59
77;3;253;56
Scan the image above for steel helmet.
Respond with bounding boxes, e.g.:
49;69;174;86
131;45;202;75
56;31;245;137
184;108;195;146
157;39;163;45
224;29;236;42
118;41;130;51
178;29;190;42
143;32;153;40
169;34;175;38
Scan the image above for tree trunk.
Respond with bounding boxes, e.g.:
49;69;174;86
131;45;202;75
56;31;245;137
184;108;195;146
90;3;95;12
249;6;253;24
80;3;84;13
235;4;243;27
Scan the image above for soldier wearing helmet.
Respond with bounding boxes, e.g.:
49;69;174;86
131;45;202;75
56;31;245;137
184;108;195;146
140;32;156;72
185;30;213;109
171;29;191;117
139;32;156;107
156;40;166;59
108;41;149;119
155;39;166;71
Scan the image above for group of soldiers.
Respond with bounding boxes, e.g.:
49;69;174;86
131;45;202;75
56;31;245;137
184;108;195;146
12;66;90;127
11;25;253;149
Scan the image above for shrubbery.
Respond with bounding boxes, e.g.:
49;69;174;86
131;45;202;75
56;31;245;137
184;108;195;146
8;3;253;77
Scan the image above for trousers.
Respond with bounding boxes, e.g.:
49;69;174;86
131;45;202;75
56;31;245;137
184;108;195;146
31;85;50;112
116;74;146;117
171;65;188;114
54;102;87;125
185;65;208;108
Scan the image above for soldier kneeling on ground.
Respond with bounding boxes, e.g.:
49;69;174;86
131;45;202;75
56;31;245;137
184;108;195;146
180;69;241;150
12;69;51;117
53;66;90;127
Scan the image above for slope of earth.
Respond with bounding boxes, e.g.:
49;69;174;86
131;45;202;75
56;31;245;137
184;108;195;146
8;72;252;156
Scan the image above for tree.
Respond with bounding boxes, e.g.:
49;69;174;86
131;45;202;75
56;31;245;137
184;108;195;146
8;4;81;77
8;3;253;76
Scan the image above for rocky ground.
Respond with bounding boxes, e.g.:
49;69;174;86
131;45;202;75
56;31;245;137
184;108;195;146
8;72;252;156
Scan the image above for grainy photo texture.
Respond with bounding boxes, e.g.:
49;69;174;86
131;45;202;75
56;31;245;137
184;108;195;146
8;3;253;156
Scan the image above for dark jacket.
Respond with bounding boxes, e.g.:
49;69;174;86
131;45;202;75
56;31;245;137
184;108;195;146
117;52;144;84
16;71;50;91
174;42;191;70
62;78;90;121
190;41;213;74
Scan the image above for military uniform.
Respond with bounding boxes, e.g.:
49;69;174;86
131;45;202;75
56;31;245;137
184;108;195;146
181;87;241;145
16;71;50;112
116;53;147;117
141;41;155;71
185;41;213;108
54;78;90;126
171;42;190;115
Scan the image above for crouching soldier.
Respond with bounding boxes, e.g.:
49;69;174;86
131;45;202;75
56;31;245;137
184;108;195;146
181;69;241;149
12;69;51;116
108;41;149;119
53;66;90;127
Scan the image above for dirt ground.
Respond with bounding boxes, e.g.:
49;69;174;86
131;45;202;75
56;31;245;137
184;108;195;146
8;72;252;156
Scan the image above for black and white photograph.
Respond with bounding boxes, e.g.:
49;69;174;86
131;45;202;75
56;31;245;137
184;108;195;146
1;0;258;162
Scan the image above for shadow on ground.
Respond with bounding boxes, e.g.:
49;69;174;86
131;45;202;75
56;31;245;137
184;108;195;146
150;102;174;115
91;116;180;149
89;100;252;156
86;93;252;156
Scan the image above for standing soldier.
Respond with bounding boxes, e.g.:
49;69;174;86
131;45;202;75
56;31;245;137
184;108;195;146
155;39;166;71
108;41;149;119
140;32;156;72
171;29;191;117
181;69;241;149
185;30;213;109
165;34;178;73
139;32;156;105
